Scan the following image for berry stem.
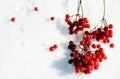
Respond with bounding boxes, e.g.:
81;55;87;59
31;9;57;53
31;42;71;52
76;0;84;20
103;0;106;20
93;0;108;29
78;45;84;51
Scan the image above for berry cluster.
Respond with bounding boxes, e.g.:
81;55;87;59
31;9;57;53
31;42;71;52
65;14;90;34
92;24;113;44
65;14;114;74
68;41;107;74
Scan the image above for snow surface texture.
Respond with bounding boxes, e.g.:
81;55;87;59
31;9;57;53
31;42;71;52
0;0;120;79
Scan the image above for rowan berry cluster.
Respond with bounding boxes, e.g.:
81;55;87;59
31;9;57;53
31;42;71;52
68;41;107;74
65;14;114;74
65;14;90;35
92;24;113;43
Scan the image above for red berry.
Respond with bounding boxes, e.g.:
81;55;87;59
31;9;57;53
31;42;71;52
68;59;74;64
65;18;69;22
83;59;88;64
86;70;91;74
84;31;89;35
84;46;89;51
103;39;107;43
85;56;90;60
94;64;99;70
79;66;84;72
69;41;73;45
75;68;80;73
50;17;55;21
91;44;96;49
80;41;85;45
89;60;94;65
82;22;87;27
94;59;98;65
85;24;90;28
74;30;78;34
74;54;78;58
49;47;54;52
65;14;70;18
79;53;84;57
97;54;102;61
83;18;89;23
86;35;90;39
53;44;58;49
34;7;39;11
104;27;108;31
11;17;16;22
87;53;92;57
79;27;83;31
86;65;92;70
70;53;74;57
110;43;114;48
109;24;113;29
91;54;96;59
97;44;101;49
102;54;107;60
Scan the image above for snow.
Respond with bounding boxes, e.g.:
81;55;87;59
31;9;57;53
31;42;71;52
0;0;120;79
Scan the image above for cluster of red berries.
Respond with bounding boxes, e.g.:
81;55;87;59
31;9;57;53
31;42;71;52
65;14;114;74
92;24;113;44
68;41;107;74
49;44;58;52
65;14;90;34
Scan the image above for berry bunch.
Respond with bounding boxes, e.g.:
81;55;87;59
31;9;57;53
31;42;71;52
48;0;114;75
65;14;114;74
68;48;107;74
65;14;90;35
92;24;113;44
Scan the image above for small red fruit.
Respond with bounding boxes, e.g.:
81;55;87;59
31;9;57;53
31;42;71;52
91;44;96;49
83;18;89;23
69;41;73;45
49;47;54;52
11;17;16;22
97;44;101;49
84;46;89;51
109;24;113;29
50;17;55;21
79;66;84;72
79;27;83;31
53;44;58;49
65;14;70;18
75;68;80;73
80;41;85;45
34;7;39;11
110;43;114;48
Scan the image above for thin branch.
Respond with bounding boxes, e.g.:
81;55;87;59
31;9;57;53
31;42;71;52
76;0;84;19
103;0;106;19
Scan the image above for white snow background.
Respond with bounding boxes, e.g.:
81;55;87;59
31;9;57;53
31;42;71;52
0;0;120;79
